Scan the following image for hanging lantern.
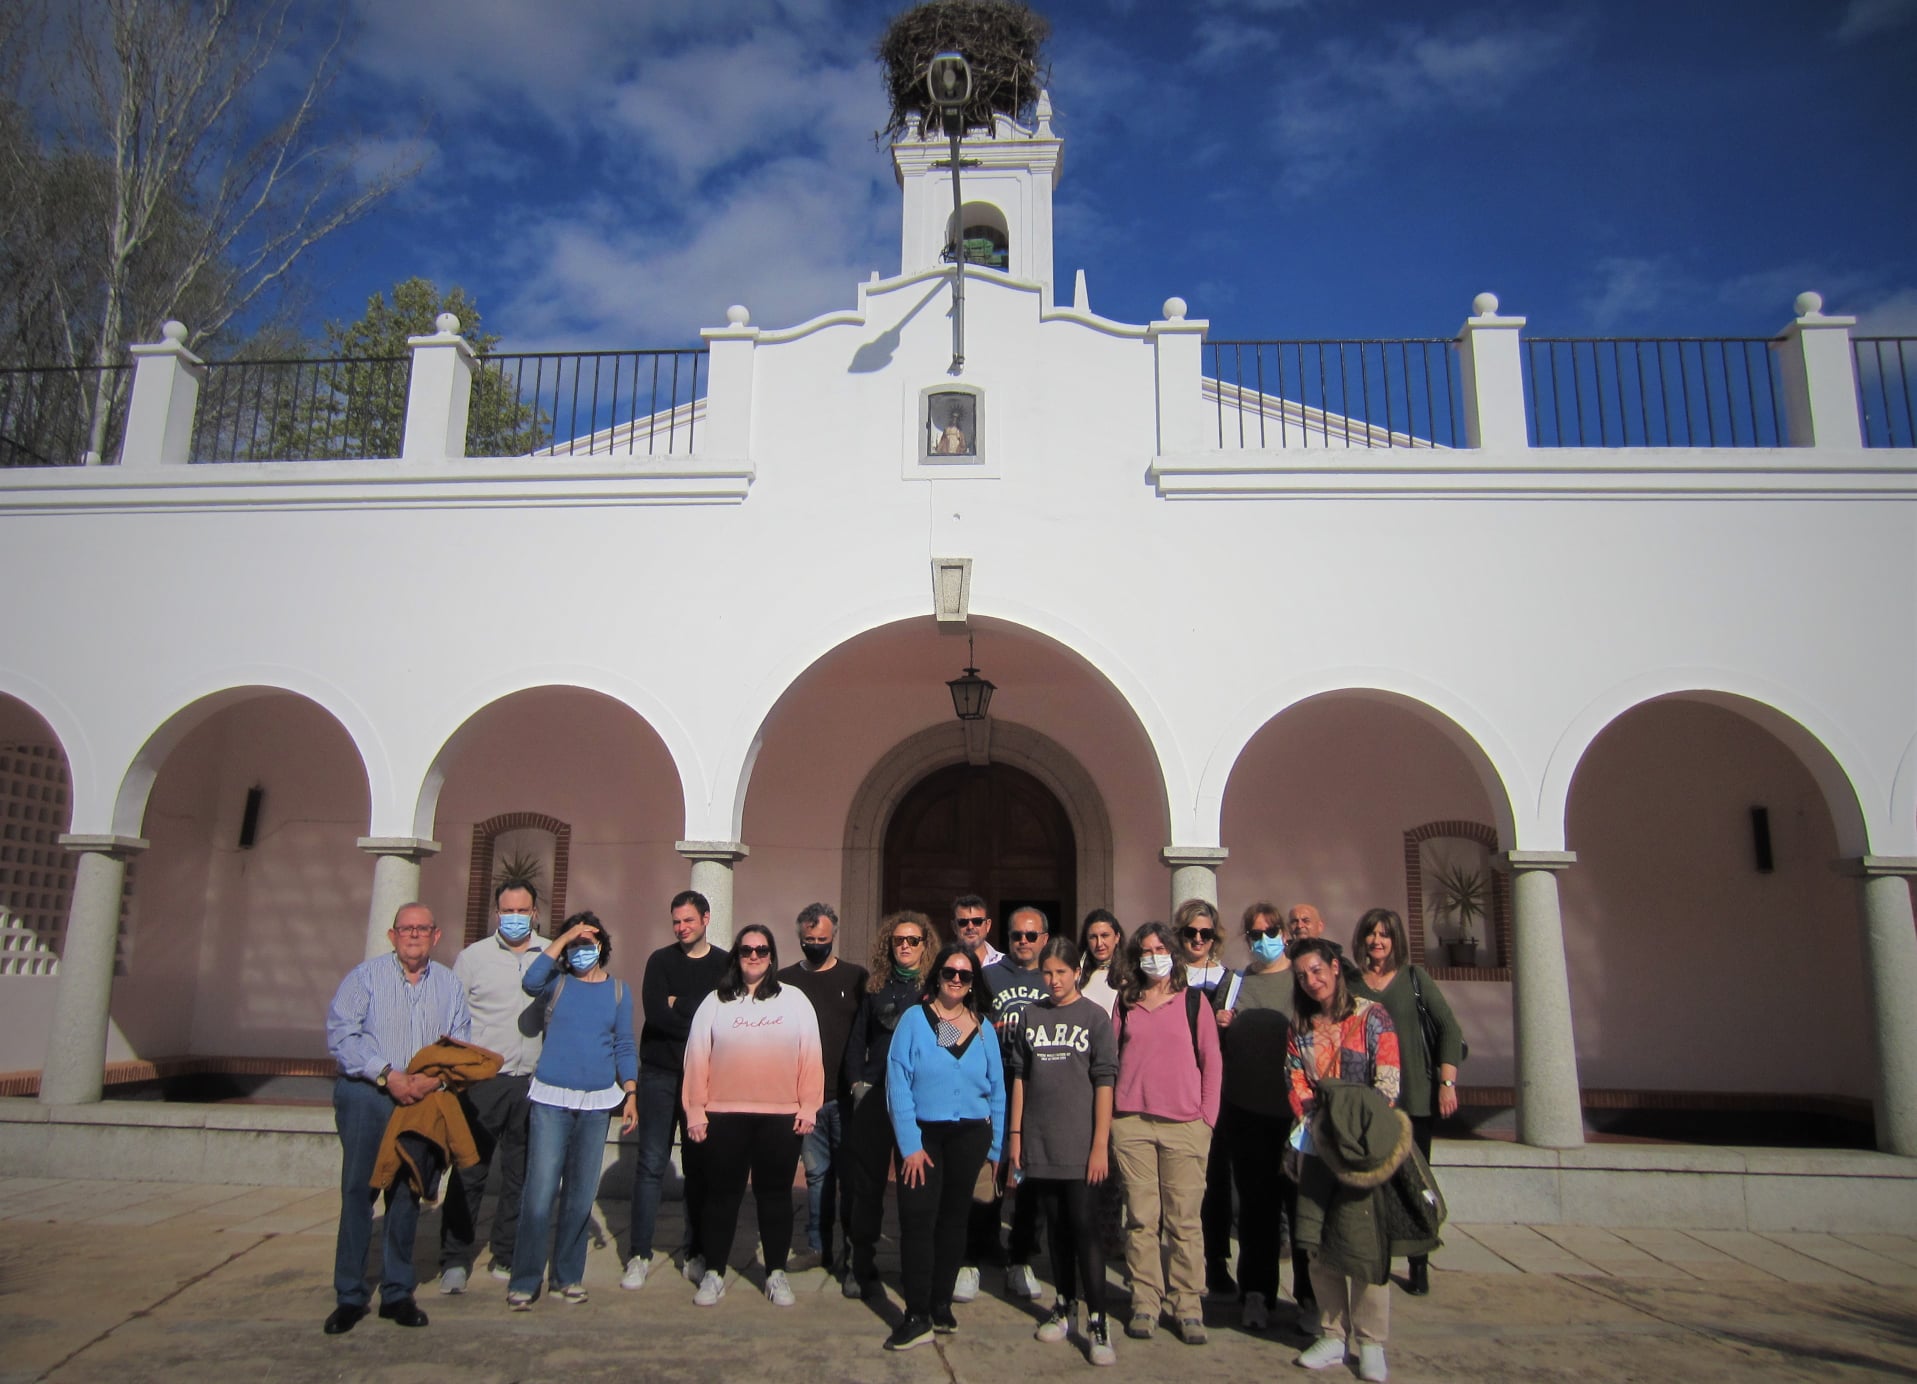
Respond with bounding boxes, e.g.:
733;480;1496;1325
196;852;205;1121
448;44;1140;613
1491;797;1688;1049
947;631;995;721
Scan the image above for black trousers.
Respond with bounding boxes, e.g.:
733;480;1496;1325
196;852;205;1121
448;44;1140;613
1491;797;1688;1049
1226;1103;1301;1301
699;1112;803;1275
439;1071;532;1270
1202;1103;1235;1270
1027;1176;1106;1317
844;1082;900;1280
1408;1114;1435;1272
897;1119;992;1318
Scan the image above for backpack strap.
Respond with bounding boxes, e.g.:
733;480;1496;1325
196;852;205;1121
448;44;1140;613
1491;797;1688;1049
543;972;568;1031
1184;986;1203;1058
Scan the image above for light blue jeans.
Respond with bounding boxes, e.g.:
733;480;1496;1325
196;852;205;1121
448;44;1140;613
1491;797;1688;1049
510;1100;612;1295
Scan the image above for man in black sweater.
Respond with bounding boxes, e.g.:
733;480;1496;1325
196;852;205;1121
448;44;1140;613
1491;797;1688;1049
621;890;730;1292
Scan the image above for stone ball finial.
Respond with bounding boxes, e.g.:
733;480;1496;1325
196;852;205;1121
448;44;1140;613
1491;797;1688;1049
1472;292;1500;318
1163;297;1188;321
726;304;751;327
1794;291;1824;319
162;320;188;344
435;312;461;335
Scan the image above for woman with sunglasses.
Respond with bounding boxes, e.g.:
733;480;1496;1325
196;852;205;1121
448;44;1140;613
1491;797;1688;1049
1110;920;1221;1346
840;911;941;1298
506;912;637;1309
681;925;824;1309
881;941;1005;1351
1172;899;1239;1300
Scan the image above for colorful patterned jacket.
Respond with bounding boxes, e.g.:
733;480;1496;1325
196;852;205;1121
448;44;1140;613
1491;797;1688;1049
1284;996;1401;1121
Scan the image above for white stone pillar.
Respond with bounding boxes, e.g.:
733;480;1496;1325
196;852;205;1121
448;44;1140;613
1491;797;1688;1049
1844;857;1917;1155
699;307;758;458
1502;850;1584;1149
677;841;749;948
401;313;478;462
1147;299;1210;454
357;837;441;960
1458;293;1529;450
120;322;204;468
1161;846;1228;918
39;835;147;1105
1776;292;1863;448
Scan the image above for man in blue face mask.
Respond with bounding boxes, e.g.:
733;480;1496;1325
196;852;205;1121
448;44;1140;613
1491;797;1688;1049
437;879;547;1293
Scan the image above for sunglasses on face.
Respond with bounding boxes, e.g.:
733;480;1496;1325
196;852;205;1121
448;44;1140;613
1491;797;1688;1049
1181;927;1215;941
893;935;925;948
737;944;772;959
938;966;975;985
1248;926;1281;939
1009;930;1043;943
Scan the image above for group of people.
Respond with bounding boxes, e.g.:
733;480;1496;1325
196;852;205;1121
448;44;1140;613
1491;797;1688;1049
323;885;1464;1382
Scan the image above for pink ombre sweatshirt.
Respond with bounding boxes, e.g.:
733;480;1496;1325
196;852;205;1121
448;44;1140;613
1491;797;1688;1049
681;984;824;1126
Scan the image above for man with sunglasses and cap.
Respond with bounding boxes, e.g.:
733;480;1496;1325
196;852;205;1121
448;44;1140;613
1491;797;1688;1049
970;905;1054;1300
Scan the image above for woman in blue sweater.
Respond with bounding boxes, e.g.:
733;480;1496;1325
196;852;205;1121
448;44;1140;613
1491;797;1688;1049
506;912;637;1309
883;941;1005;1351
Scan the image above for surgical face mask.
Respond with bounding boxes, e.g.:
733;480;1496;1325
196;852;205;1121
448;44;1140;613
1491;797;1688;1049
1138;952;1174;980
1251;935;1287;964
497;913;533;944
566;944;600;974
800;940;833;965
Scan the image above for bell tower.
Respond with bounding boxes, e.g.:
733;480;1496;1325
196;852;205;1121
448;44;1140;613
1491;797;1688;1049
891;92;1062;302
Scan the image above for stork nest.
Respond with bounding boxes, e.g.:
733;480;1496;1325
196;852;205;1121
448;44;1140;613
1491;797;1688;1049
876;0;1051;143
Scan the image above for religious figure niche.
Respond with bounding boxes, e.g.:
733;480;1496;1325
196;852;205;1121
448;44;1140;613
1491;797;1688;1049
927;392;977;456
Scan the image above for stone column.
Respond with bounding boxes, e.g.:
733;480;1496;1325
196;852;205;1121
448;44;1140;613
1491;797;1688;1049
1843;857;1917;1156
1458;293;1529;450
1776;293;1862;448
1146;299;1210;454
120;322;204;468
357;837;441;960
1502;850;1584;1149
677;841;749;948
1161;846;1228;917
401;314;477;462
40;835;147;1105
699;306;759;459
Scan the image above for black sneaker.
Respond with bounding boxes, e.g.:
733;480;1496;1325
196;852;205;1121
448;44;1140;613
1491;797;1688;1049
932;1306;958;1335
886;1314;935;1351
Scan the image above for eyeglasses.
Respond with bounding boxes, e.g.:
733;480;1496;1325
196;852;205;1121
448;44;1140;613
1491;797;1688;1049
1180;927;1215;941
1009;930;1043;943
393;925;436;937
893;935;925;948
737;944;772;959
938;966;975;985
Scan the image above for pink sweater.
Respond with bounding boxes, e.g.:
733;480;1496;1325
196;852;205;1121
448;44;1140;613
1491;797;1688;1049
681;985;824;1126
1111;992;1222;1126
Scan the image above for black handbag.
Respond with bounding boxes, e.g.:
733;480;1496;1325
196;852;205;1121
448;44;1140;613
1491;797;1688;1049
1409;966;1466;1073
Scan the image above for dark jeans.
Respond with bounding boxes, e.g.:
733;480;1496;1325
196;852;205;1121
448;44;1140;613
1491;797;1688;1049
800;1097;847;1258
1027;1176;1106;1317
1202;1103;1235;1270
898;1119;992;1318
1409;1114;1435;1273
331;1076;423;1308
700;1112;803;1274
1226;1103;1295;1300
966;1177;1038;1265
439;1071;532;1271
844;1082;899;1281
628;1063;706;1260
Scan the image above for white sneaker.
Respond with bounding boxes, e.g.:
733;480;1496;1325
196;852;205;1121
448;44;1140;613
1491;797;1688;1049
1035;1302;1070;1343
1241;1291;1268;1330
682;1254;706;1286
1006;1263;1041;1299
487;1259;512;1282
1295;1336;1348;1370
438;1265;468;1295
1357;1342;1387;1382
951;1266;980;1302
765;1269;796;1307
692;1269;726;1306
620;1256;650;1291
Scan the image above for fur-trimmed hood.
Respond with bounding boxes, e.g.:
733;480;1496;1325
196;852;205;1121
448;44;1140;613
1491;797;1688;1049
1308;1080;1414;1190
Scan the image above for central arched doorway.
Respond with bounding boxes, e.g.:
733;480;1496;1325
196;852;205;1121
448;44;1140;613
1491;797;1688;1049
883;762;1076;933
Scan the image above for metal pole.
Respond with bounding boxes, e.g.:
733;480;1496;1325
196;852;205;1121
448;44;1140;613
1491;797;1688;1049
948;119;965;373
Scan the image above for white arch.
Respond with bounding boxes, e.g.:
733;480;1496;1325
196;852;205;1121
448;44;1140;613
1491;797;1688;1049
0;666;97;832
1891;730;1917;858
408;667;701;841
707;600;1184;845
1193;668;1527;849
107;668;386;839
1538;671;1876;857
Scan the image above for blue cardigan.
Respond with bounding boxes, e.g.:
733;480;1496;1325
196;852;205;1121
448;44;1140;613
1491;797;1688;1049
523;953;638;1092
885;1003;1005;1161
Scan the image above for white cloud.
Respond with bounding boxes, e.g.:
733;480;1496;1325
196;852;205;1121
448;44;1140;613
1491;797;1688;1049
1580;256;1688;331
1832;0;1917;44
1853;288;1917;336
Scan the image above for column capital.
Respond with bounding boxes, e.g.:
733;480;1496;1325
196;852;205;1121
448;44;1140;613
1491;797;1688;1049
1836;855;1917;878
356;836;441;860
677;840;749;864
1498;849;1576;872
1161;846;1229;869
57;834;149;858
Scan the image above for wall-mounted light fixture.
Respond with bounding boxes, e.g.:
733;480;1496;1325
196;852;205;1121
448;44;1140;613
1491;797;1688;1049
947;630;995;722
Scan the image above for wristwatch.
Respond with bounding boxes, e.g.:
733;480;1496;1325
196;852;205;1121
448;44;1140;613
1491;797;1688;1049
375;1064;392;1090
1440;1079;1457;1088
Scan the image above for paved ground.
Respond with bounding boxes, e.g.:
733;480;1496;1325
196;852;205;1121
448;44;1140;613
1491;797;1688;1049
2;1177;1915;1382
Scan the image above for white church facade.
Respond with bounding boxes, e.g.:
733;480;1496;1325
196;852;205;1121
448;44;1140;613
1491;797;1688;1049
1;93;1915;1182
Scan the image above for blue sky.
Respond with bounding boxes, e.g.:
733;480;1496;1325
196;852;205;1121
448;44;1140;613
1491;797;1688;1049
300;0;1917;351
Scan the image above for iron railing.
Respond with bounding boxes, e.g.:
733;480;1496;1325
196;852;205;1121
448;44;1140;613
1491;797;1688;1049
1524;338;1785;447
1206;340;1462;449
0;365;131;467
192;357;413;462
1854;338;1915;449
472;350;705;457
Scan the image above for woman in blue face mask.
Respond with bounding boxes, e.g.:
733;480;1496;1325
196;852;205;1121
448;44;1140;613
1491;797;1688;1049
506;911;638;1309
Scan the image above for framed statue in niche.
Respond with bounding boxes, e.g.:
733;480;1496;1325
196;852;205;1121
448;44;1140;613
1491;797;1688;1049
926;391;977;457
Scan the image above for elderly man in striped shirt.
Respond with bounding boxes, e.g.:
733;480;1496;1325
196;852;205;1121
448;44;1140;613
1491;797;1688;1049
323;902;472;1335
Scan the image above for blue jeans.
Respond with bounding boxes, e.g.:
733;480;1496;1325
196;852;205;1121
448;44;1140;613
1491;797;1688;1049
331;1076;423;1307
510;1101;612;1295
800;1097;845;1256
627;1063;704;1260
